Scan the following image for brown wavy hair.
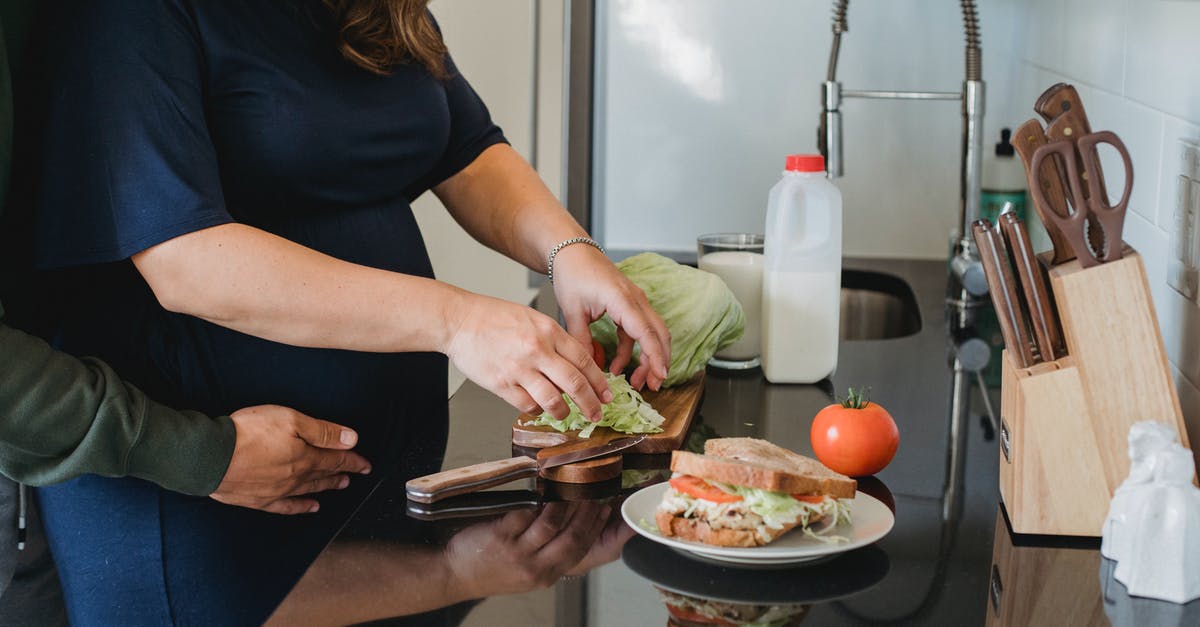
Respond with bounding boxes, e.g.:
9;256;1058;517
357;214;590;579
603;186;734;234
323;0;448;79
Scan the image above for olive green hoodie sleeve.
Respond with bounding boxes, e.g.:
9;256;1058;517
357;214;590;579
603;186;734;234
0;309;236;495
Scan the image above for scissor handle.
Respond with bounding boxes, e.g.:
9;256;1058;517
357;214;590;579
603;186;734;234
1029;140;1088;225
1077;131;1133;214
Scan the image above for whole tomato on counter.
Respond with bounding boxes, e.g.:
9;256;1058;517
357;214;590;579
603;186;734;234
811;388;898;477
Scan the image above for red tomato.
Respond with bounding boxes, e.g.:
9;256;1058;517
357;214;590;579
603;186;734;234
791;494;827;504
669;475;743;503
810;388;899;477
591;339;606;368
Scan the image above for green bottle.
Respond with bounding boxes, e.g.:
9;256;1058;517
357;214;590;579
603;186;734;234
981;128;1028;225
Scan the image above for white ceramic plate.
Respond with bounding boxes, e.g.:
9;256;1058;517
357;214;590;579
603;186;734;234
621;482;894;566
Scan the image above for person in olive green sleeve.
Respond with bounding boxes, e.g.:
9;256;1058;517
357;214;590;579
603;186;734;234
0;311;373;508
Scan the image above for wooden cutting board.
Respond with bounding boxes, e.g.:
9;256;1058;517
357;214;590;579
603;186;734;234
511;371;705;455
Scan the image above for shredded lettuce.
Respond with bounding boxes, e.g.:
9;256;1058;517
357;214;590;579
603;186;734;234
621;468;671;490
710;481;852;536
523;373;665;438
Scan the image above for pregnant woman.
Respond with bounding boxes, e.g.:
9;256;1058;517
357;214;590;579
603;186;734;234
23;1;668;624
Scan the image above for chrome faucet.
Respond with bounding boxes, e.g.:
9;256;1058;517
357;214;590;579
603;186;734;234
818;1;994;525
818;0;988;311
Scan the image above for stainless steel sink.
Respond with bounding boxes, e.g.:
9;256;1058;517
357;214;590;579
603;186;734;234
841;269;922;341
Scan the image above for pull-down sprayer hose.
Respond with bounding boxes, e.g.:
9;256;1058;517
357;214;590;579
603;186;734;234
825;0;981;82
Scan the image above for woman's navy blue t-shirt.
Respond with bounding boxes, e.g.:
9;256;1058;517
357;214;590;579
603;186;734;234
28;1;506;624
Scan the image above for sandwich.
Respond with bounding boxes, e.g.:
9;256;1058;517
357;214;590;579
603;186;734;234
656;438;856;547
659;589;810;626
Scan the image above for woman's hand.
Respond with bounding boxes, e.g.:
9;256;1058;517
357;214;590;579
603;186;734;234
550;244;671;391
444;293;613;421
444;502;614;598
211;405;372;514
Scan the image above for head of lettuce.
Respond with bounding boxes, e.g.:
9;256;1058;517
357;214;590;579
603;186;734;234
591;252;745;387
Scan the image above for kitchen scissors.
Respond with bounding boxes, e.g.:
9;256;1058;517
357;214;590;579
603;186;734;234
1028;129;1133;268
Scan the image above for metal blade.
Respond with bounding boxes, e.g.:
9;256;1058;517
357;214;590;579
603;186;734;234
537;435;647;470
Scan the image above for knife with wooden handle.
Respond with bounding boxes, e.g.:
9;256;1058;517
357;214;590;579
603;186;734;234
973;219;1036;368
405;435;646;503
1013;118;1076;266
998;210;1065;362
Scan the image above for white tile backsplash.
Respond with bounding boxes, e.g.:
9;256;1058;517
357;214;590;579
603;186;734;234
1173;367;1200;469
1124;0;1200;124
1018;0;1067;70
1061;0;1129;93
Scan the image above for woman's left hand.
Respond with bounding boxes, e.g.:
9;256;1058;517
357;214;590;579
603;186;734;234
550;244;670;391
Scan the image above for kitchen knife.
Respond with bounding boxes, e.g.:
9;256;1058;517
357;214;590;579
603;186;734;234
405;435;647;504
1013;118;1076;266
998;209;1065;362
973;219;1037;368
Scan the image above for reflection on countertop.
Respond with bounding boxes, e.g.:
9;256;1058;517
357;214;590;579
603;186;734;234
268;257;1175;626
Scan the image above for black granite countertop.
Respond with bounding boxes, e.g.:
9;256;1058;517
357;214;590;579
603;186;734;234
266;258;1194;627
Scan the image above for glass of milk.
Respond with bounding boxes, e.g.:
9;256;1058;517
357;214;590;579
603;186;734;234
697;233;765;369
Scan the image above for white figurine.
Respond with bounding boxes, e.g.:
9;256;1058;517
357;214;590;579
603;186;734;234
1101;421;1200;604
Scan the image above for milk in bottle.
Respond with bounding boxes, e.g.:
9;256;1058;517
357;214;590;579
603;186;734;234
761;154;843;383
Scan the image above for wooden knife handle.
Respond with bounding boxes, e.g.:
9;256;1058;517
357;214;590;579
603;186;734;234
973;220;1036;368
1035;83;1090;130
1012;118;1075;266
406;490;542;521
1044;110;1110;198
999;211;1064;361
405;456;538;504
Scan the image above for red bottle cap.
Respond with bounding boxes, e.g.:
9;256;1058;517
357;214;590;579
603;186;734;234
785;154;825;172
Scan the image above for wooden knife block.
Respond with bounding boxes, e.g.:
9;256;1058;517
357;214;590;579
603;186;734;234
985;510;1105;627
998;248;1190;536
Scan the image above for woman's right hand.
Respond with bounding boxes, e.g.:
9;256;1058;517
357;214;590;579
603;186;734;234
444;293;612;421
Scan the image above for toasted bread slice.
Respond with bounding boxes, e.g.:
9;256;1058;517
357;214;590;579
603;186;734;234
655;509;809;547
671;439;856;498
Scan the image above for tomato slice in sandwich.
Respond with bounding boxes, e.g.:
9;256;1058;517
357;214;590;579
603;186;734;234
666;604;737;626
792;494;828;504
669;475;742;503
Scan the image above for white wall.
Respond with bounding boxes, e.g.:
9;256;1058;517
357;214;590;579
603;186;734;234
991;0;1200;453
594;0;1022;259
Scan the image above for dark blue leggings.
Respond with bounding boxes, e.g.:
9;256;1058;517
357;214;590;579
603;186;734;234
39;473;375;626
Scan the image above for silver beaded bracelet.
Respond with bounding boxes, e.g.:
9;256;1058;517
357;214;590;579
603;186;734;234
546;236;605;284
